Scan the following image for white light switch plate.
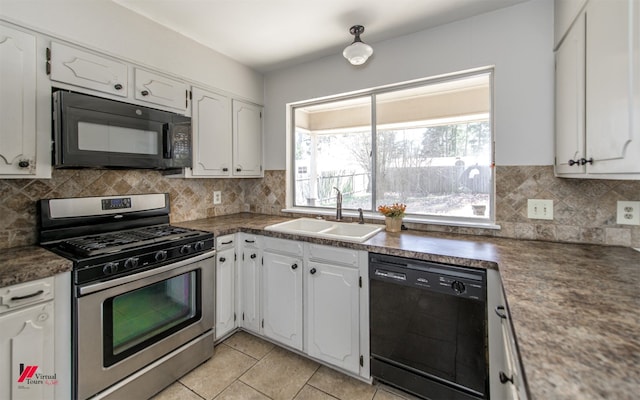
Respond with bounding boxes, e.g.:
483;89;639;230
213;191;222;205
527;199;553;220
616;201;640;225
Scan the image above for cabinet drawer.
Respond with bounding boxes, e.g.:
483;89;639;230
50;42;128;97
308;244;358;267
240;234;261;248
216;234;235;250
0;277;54;314
263;237;304;257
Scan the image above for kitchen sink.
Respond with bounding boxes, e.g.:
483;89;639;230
264;218;383;243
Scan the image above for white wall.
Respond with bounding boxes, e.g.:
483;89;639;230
263;0;554;170
0;0;263;103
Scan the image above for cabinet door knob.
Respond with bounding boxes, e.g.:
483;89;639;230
219;257;226;263
141;90;149;96
114;83;123;90
310;268;317;275
499;371;514;384
236;168;242;172
18;160;30;168
250;253;257;259
580;157;594;165
568;159;579;166
222;167;229;172
291;263;298;270
495;305;507;319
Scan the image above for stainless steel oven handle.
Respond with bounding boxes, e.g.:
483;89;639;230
79;250;215;296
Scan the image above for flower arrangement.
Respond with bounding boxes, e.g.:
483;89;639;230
377;203;407;218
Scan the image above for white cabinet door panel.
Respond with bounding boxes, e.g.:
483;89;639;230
262;251;303;350
555;13;586;174
50;42;128;97
0;25;36;175
306;261;360;374
191;87;232;176
586;0;640;174
216;247;236;340
135;68;188;112
0;302;54;400
232;100;262;177
239;245;261;334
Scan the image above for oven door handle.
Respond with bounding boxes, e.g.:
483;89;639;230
79;250;215;296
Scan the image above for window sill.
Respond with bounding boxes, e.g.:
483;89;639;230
281;208;501;231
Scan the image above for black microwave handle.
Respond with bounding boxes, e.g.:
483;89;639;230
162;124;171;159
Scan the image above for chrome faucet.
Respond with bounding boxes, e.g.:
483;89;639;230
333;187;343;220
358;208;364;224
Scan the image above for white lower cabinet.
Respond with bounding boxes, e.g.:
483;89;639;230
305;259;360;374
237;234;262;334
487;270;527;400
262;238;303;350
215;240;236;340
235;235;368;377
0;277;56;400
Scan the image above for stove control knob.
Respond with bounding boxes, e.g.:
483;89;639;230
451;280;466;294
155;250;168;262
194;241;205;252
124;257;139;269
103;262;118;275
180;245;192;255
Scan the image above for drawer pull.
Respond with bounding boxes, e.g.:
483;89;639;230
221;240;233;245
219;257;226;263
245;239;255;243
495;305;507;319
291;264;298;270
250;253;257;259
310;268;317;275
11;290;44;302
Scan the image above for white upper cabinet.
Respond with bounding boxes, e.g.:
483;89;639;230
554;0;588;48
554;0;640;179
585;0;640;175
191;87;232;176
134;68;189;112
232;100;263;177
555;13;586;175
0;23;50;178
49;42;128;97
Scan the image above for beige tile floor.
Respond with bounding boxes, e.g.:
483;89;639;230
152;331;415;400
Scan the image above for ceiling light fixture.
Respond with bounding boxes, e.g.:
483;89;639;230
343;25;373;66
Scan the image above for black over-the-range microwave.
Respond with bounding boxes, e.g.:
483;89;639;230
53;90;192;170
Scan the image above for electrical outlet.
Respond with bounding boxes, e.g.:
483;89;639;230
213;191;222;205
616;201;640;225
527;199;554;220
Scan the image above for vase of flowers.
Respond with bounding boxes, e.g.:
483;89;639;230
377;203;406;232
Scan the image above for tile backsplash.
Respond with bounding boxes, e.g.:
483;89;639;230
1;166;638;249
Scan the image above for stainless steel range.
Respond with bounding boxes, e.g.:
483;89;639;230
39;193;215;400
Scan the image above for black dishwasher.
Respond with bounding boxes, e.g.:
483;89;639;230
369;253;487;400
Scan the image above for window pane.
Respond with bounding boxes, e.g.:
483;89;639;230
293;97;372;210
376;74;492;219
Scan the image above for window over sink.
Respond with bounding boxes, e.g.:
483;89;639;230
288;68;495;226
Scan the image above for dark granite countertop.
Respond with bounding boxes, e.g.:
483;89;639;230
176;213;640;400
0;246;73;287
2;213;638;399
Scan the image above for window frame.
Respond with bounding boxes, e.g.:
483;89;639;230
285;67;498;229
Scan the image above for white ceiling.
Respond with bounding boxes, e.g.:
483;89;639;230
112;0;529;73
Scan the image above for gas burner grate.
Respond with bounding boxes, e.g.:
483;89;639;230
60;225;200;257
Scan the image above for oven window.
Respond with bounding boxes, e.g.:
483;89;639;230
103;270;201;366
78;121;158;154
